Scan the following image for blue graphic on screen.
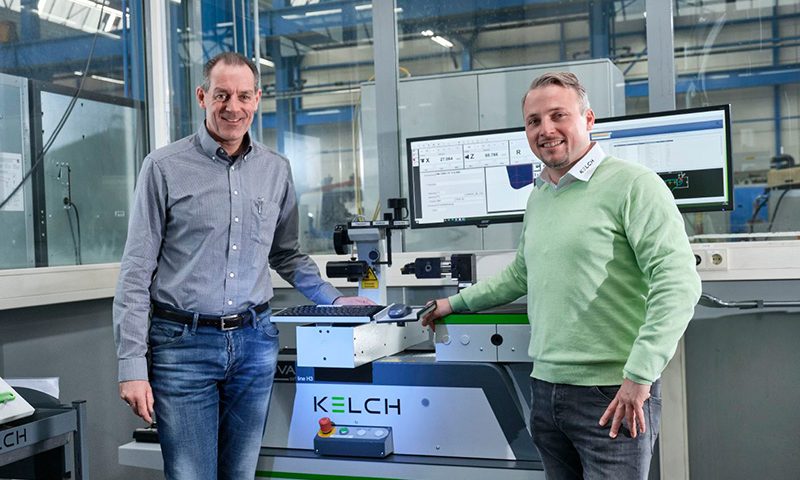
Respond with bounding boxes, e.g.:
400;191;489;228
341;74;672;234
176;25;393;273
506;164;534;189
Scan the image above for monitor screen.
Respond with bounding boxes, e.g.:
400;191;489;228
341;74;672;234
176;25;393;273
406;105;733;229
591;105;733;213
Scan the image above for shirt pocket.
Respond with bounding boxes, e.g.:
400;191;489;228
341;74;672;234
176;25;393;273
250;198;281;245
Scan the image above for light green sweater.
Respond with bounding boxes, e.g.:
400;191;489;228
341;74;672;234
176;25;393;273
449;156;701;385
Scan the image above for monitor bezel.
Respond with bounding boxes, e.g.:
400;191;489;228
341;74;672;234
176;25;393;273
405;104;734;229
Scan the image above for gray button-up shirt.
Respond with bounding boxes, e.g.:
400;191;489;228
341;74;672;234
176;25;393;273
113;124;341;382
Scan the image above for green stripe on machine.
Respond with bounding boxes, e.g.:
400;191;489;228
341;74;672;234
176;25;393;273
256;471;403;480
439;313;528;325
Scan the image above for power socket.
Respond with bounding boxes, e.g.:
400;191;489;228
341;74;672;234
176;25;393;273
694;248;728;271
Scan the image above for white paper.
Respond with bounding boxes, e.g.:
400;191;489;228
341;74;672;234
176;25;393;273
0;152;24;212
0;377;35;424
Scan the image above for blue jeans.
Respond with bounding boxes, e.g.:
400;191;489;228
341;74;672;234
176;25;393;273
149;309;279;480
529;378;662;480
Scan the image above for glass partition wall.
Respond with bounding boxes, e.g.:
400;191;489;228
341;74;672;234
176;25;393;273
670;1;800;238
0;0;148;269
166;0;375;254
2;0;799;270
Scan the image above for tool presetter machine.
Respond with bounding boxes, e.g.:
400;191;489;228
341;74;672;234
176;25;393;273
119;198;542;479
262;199;542;480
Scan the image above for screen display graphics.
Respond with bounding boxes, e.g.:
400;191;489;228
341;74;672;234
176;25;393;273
406;105;732;229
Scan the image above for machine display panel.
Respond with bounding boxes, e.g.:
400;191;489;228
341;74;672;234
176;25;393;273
591;104;733;213
406;105;733;228
406;127;540;229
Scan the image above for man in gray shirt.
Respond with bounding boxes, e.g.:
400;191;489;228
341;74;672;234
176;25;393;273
114;52;370;480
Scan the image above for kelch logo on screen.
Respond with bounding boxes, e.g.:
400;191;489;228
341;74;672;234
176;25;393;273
314;395;401;415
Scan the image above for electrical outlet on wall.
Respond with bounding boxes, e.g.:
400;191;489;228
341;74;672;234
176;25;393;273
694;248;728;271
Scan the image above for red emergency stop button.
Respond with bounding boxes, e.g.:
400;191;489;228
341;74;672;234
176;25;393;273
318;417;334;437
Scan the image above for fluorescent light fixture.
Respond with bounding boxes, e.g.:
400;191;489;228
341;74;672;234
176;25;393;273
305;8;342;17
306;109;341;116
431;35;454;48
74;71;83;76
216;21;233;27
281;14;303;20
259;57;275;68
90;74;125;85
421;29;434;37
354;5;401;13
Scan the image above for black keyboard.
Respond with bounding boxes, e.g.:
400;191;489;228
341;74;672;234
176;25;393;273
274;305;385;318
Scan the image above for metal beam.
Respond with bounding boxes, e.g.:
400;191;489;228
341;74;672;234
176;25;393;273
373;0;401;202
589;1;611;59
0;35;121;71
145;0;171;148
625;65;800;98
261;0;588;39
645;0;675;112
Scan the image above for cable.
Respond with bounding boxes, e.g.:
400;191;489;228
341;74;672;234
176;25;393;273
747;188;770;234
767;188;791;233
61;163;82;265
0;1;106;211
65;201;83;265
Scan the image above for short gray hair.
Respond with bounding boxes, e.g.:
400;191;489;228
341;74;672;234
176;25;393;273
201;52;259;92
521;72;590;114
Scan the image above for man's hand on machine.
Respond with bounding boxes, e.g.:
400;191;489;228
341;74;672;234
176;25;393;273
419;298;453;331
333;296;376;305
120;380;155;424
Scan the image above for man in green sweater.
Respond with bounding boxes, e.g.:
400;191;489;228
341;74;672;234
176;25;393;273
422;72;701;479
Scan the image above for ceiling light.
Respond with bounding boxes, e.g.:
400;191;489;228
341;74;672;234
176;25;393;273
305;8;342;17
306;109;341;116
259;57;275;68
431;35;454;48
90;74;125;85
354;4;401;13
421;29;434;37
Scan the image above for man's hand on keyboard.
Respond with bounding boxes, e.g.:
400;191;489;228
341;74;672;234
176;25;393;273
333;296;376;306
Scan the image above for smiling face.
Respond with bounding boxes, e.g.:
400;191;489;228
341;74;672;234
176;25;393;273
196;62;261;156
523;84;595;174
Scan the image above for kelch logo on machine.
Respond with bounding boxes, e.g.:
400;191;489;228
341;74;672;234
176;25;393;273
0;427;28;452
314;395;401;415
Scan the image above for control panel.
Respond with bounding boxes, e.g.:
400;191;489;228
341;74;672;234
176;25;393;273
313;417;394;458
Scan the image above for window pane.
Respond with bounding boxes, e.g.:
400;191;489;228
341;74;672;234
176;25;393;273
674;1;800;238
0;0;148;269
388;0;647;251
262;1;374;253
165;1;373;254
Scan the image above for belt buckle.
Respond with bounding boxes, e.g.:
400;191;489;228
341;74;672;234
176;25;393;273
220;314;240;331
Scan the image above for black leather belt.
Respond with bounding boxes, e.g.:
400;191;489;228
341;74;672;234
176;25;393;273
151;302;270;331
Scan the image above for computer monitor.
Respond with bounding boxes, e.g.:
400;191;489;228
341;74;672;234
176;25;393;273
406;105;733;229
591;104;733;213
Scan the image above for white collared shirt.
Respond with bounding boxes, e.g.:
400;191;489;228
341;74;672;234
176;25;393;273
534;142;607;190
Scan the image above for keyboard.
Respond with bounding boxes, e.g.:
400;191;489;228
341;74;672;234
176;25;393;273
272;304;386;324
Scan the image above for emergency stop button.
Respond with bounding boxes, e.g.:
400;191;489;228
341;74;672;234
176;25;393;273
318;417;334;437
